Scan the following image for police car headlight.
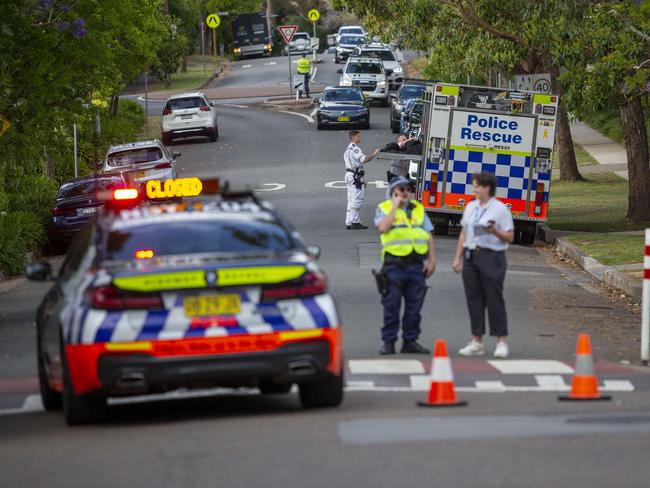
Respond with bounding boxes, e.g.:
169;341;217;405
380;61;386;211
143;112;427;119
377;80;386;87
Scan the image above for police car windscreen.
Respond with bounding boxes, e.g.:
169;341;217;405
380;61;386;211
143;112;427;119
107;147;163;167
363;50;395;61
339;36;364;45
57;176;123;199
346;62;383;74
323;89;363;101
106;218;296;259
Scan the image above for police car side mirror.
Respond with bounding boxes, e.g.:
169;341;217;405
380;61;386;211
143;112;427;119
306;245;321;260
209;101;215;107
26;262;53;281
172;151;181;159
337;68;343;74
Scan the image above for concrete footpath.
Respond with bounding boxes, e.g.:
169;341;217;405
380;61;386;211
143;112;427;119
570;121;629;179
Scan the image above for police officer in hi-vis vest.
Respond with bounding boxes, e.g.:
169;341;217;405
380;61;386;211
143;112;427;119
296;53;311;98
375;177;436;355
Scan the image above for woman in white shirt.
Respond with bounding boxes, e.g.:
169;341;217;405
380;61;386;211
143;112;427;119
452;172;514;358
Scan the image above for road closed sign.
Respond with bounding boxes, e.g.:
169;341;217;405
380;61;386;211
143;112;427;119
450;110;536;154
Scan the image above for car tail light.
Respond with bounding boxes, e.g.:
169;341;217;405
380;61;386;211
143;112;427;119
154;162;172;169
85;285;162;309
162;108;172;116
52;206;76;216
261;272;327;302
534;182;545;215
199;105;211;111
428;172;438;206
113;188;138;200
134;249;154;259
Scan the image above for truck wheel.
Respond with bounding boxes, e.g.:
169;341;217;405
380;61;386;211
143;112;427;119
259;381;292;394
38;335;62;411
433;224;449;236
299;373;344;409
61;339;107;425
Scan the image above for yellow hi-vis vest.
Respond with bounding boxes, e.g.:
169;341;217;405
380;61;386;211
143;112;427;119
378;200;430;261
297;58;311;74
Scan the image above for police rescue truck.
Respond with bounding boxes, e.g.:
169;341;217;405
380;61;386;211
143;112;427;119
413;83;559;244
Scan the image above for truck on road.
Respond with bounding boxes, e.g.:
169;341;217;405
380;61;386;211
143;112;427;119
232;12;272;59
383;83;559;244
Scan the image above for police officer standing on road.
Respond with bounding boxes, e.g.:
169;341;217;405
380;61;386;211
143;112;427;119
344;130;380;230
452;172;514;358
375;176;436;355
297;53;311;98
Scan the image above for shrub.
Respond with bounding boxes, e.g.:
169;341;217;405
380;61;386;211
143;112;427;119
0;211;46;276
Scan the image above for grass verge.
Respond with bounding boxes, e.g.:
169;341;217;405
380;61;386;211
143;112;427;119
564;233;645;266
582;107;650;147
147;56;226;93
553;143;598;167
548;172;645;232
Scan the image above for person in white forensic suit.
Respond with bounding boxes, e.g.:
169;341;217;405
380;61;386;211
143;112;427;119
344;130;380;230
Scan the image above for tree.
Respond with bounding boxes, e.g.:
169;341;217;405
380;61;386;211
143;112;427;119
334;0;585;181
557;1;650;223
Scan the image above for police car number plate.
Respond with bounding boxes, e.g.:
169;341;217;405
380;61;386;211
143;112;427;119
183;294;241;317
337;116;350;122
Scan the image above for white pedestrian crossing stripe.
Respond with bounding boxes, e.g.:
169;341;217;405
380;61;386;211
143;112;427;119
348;359;425;375
488;360;574;374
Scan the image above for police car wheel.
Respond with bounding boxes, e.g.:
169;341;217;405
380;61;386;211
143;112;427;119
37;334;62;411
317;122;324;130
61;338;107;425
298;372;344;408
259;380;293;395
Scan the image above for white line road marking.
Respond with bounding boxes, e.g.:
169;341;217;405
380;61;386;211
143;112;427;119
309;107;318;119
0;394;44;416
349;359;425;375
488;360;574;375
220;103;249;109
603;380;635;391
254;183;286;192
345;381;635;393
475;381;508;392
535;375;568;389
264;61;277;66
242;64;252;69
277;110;314;123
310;67;318;83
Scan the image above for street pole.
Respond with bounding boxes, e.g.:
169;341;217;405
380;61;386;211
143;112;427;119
73;123;78;177
312;20;317;62
144;72;149;138
212;27;217;61
642;228;650;364
288;50;293;97
201;16;206;73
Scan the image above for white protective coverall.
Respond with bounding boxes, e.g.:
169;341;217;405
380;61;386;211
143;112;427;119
343;142;366;225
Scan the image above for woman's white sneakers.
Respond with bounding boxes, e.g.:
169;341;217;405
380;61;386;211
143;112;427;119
459;340;509;358
493;342;509;358
458;340;484;356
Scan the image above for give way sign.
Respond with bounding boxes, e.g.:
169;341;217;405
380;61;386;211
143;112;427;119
278;25;298;44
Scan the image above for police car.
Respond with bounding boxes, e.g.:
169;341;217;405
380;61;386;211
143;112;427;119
27;178;343;425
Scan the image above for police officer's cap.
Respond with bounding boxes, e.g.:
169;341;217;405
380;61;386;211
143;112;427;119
389;176;410;192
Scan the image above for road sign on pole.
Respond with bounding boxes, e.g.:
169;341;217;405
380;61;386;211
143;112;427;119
278;25;299;97
308;9;320;62
206;13;221;59
0;114;12;137
278;24;298;44
642;228;650;363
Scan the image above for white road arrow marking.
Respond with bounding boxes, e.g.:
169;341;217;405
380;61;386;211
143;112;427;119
255;183;286;192
242;64;252;69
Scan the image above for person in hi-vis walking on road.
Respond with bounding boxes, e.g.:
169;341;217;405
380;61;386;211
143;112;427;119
297;53;311;98
452;172;514;358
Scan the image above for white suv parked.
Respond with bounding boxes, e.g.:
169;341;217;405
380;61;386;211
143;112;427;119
160;92;219;145
338;56;389;106
99;140;178;185
353;44;404;90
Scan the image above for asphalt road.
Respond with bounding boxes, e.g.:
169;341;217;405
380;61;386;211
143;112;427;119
1;53;649;487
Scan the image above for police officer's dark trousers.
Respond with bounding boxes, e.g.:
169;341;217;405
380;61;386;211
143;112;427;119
461;249;508;337
303;73;310;97
381;262;427;343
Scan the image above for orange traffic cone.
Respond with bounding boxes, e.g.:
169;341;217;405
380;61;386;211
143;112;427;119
559;333;611;401
418;339;467;407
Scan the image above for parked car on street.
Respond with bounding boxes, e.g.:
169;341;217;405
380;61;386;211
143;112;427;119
160;91;219;144
99;139;179;187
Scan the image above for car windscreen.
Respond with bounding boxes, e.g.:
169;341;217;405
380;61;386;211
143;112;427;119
166;97;205;110
323;89;364;102
293;33;309;40
362;50;396;61
106;147;163;167
106;217;296;259
400;85;425;100
346;62;383;74
339;36;364;45
57;177;122;200
341;28;363;36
